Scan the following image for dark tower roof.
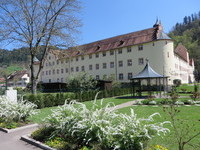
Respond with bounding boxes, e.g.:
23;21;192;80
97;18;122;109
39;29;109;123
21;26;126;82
131;61;165;79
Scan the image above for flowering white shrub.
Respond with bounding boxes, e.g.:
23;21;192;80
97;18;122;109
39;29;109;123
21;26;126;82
174;101;184;105
0;96;37;123
149;100;157;105
44;99;170;150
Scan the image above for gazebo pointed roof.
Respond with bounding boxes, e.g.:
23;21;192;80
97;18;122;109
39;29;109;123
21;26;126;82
131;61;165;79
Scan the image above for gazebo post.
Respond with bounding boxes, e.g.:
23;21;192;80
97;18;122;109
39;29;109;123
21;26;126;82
159;78;161;98
139;79;142;97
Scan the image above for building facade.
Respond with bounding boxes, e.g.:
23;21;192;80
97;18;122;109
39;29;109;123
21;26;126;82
7;70;30;88
39;22;195;85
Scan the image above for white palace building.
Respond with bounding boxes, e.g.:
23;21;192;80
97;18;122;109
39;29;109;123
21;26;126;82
39;21;195;85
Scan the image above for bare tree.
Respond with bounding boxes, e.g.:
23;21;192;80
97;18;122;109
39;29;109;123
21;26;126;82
0;0;81;94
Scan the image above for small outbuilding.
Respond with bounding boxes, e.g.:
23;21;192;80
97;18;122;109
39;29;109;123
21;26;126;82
130;60;168;97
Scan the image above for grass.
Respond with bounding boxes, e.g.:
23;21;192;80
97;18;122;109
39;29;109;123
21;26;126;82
118;105;200;150
30;95;137;123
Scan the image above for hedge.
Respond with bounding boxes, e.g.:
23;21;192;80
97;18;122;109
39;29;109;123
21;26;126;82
24;88;131;108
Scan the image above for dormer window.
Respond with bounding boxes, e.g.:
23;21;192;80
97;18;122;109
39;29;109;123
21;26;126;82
118;40;124;46
96;46;100;51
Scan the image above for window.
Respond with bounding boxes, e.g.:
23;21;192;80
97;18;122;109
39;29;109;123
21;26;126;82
61;60;63;64
65;68;68;73
57;60;59;65
65;59;69;63
49;79;51;83
76;57;79;61
103;63;107;69
81;66;85;71
118;60;123;67
53;69;55;75
89;55;92;59
96;53;99;58
49;70;51;75
57;69;59;74
49;56;51;60
110;50;114;55
138;58;144;65
76;67;79;72
127;47;131;53
110;62;114;68
57;78;59;82
46;71;48;75
42;71;44;76
96;75;100;80
128;73;133;79
89;65;92;70
71;58;73;62
119;73;123;80
46;63;48;66
52;61;55;66
81;56;84;60
71;67;74;72
61;78;63;83
127;59;132;66
152;43;155;46
49;62;51;66
118;48;122;54
102;52;106;57
138;45;143;50
61;68;64;74
165;41;168;45
96;64;99;70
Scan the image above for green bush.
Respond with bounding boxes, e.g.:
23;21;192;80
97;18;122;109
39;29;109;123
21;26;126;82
25;88;130;108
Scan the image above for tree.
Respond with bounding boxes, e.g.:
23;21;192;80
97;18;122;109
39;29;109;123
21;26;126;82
0;0;81;94
66;72;97;92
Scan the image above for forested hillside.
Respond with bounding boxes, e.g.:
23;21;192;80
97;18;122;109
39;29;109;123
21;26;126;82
0;46;59;66
169;11;200;80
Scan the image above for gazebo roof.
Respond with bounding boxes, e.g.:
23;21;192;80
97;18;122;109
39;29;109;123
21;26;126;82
131;61;166;79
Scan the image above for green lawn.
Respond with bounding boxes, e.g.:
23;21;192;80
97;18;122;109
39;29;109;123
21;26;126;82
118;105;200;150
30;96;137;123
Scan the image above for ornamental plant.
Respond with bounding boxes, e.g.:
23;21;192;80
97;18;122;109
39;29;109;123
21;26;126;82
36;98;170;150
0;96;37;127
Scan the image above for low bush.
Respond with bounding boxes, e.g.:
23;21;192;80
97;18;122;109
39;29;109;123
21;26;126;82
32;100;170;150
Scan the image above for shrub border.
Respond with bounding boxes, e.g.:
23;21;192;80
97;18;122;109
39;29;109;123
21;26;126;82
0;123;38;133
21;135;56;150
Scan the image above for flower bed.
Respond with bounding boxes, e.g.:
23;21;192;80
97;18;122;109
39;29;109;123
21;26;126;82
136;98;200;106
31;100;170;150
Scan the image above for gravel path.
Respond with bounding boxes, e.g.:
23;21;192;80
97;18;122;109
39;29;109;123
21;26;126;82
109;99;144;111
0;126;41;150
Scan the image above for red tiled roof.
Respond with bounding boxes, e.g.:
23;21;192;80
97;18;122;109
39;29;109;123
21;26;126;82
174;44;188;62
54;26;168;59
50;25;172;59
0;78;5;82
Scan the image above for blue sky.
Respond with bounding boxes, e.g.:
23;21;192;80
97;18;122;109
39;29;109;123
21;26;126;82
2;0;200;50
78;0;200;45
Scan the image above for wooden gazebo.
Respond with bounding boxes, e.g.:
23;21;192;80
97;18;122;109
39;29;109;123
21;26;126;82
130;61;168;97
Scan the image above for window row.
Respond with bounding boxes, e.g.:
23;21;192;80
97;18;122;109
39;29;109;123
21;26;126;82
48;73;133;83
46;45;144;66
95;73;133;80
43;58;144;76
43;58;144;75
